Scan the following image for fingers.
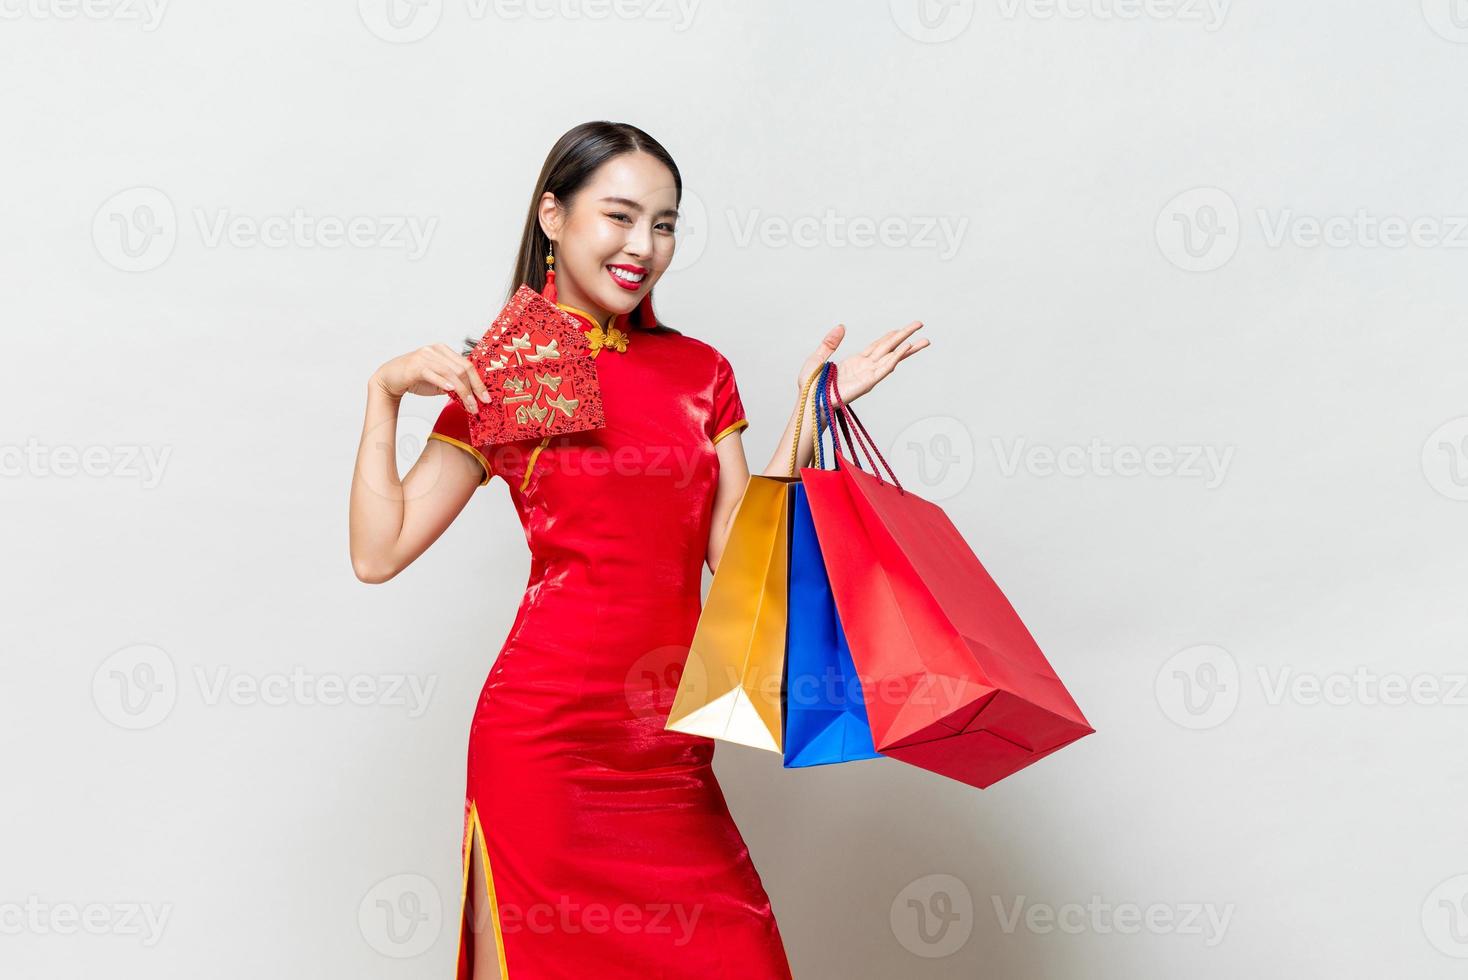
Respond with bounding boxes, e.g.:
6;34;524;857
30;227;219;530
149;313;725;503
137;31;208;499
422;368;470;410
867;320;924;359
817;324;845;355
874;336;931;375
421;346;479;413
433;343;492;403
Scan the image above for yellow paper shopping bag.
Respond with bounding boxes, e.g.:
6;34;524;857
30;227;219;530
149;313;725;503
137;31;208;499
665;366;830;752
664;473;797;752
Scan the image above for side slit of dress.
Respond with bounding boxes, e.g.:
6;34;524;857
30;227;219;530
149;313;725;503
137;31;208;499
457;800;508;979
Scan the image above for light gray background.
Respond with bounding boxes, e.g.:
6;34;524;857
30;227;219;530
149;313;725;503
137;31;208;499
4;1;1467;977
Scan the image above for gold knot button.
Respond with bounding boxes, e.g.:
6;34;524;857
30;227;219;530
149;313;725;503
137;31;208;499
584;325;630;355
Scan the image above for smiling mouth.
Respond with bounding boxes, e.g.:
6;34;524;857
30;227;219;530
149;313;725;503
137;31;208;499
606;264;647;288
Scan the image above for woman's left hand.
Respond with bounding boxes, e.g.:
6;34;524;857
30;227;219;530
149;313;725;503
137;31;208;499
797;320;929;404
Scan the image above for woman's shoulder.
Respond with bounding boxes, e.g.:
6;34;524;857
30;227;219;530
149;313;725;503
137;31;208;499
648;323;733;369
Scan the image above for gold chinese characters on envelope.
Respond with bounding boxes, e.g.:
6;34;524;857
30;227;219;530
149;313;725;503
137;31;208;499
466;285;607;448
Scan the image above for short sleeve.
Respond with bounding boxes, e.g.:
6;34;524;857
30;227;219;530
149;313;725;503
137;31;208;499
427;397;492;486
709;352;749;446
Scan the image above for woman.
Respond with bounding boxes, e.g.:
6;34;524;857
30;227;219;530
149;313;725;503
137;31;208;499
348;121;928;979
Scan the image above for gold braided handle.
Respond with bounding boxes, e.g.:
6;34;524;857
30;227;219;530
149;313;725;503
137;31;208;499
787;363;828;477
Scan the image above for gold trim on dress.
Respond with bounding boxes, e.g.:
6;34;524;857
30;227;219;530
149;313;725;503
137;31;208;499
520;436;552;492
456;800;508;978
428;432;492;486
712;419;749;446
554;302;622;336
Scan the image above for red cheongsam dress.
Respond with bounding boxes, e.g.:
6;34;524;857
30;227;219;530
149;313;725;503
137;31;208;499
425;302;792;979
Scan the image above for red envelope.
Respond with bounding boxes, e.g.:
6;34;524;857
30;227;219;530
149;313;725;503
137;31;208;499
466;284;606;448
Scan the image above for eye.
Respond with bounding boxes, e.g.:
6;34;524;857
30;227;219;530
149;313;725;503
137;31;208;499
607;212;633;223
656;221;676;234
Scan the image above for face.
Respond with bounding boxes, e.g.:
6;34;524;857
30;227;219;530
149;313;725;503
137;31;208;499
539;151;679;326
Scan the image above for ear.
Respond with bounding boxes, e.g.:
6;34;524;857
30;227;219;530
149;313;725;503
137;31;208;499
536;191;563;241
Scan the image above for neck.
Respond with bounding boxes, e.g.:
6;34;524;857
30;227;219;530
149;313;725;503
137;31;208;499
550;283;612;330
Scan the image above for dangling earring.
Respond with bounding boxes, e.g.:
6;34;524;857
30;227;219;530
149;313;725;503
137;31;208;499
541;241;558;304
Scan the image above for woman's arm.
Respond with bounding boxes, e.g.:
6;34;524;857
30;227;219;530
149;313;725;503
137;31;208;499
349;348;493;584
704;385;821;575
705;430;749;575
703;320;930;575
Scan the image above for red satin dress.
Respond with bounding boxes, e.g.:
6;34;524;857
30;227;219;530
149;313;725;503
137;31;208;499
426;302;792;979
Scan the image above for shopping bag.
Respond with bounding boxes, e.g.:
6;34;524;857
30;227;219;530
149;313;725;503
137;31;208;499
665;364;830;752
779;361;881;767
800;365;1094;789
664;472;796;752
781;480;882;768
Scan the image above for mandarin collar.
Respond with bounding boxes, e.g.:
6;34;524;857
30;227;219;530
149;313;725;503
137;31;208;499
555;302;650;334
556;303;613;332
556;302;641;357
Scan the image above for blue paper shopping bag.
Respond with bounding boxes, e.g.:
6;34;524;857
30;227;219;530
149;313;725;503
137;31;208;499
780;365;882;768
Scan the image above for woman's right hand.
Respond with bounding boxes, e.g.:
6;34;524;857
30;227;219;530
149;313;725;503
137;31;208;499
372;344;492;414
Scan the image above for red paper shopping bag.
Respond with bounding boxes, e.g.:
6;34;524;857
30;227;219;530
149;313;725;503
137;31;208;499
800;366;1094;789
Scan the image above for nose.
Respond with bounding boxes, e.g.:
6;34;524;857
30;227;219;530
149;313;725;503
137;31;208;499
622;218;652;261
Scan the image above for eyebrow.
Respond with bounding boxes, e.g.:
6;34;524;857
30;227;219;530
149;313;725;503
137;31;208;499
598;196;680;220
